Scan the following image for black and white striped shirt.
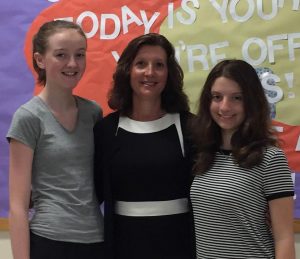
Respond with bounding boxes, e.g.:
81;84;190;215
190;146;294;259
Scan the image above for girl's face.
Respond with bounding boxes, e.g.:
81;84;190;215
130;45;168;103
34;29;87;91
210;76;245;139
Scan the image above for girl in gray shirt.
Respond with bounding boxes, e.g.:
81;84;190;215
7;20;104;259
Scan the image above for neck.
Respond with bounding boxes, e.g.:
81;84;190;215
130;99;165;121
221;131;233;150
39;87;76;112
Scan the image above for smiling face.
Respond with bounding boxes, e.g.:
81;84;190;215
130;45;168;103
34;28;87;91
210;76;245;142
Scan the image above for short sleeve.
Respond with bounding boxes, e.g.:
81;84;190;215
6;107;41;150
263;148;294;200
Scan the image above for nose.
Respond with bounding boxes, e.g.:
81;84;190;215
67;56;78;67
220;97;231;111
144;64;154;76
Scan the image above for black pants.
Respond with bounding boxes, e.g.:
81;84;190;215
30;232;105;259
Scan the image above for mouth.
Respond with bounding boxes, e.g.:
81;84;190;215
219;114;235;119
141;81;157;87
62;71;78;77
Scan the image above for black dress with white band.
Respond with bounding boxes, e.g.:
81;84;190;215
94;112;195;259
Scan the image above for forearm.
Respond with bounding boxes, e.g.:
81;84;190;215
275;236;295;259
8;140;33;259
9;209;30;259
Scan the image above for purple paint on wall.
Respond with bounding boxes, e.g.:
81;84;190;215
294;173;300;218
0;0;52;217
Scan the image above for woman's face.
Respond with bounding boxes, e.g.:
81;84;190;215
210;76;245;139
130;45;168;102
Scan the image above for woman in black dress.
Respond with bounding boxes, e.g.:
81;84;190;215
94;33;195;259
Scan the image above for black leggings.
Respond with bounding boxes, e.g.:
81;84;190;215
30;232;105;259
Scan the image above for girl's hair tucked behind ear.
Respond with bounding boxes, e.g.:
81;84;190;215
32;20;86;86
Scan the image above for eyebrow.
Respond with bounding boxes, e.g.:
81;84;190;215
53;47;86;51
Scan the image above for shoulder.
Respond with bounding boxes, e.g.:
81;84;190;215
180;111;195;118
94;111;119;135
7;97;43;146
179;111;196;132
95;111;119;126
76;96;103;122
76;96;102;112
263;146;286;159
261;146;290;169
180;111;196;123
76;96;98;107
12;97;43;122
94;111;120;150
19;96;40;111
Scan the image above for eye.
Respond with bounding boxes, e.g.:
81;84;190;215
55;53;65;58
133;60;144;67
137;60;144;65
76;52;86;58
211;94;222;102
232;95;243;101
155;62;165;69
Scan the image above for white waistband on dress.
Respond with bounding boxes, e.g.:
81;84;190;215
114;198;189;217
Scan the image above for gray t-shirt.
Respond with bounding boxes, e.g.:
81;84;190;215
7;96;104;243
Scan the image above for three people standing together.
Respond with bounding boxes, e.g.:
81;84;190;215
7;20;295;259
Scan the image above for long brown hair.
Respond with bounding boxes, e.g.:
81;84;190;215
192;59;277;174
108;33;189;115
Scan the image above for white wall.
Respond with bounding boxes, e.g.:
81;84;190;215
1;231;300;259
297;234;300;258
0;231;12;259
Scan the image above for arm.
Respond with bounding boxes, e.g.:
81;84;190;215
9;139;33;259
269;196;295;259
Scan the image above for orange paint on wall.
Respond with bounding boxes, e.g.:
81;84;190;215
23;0;181;115
273;120;300;172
